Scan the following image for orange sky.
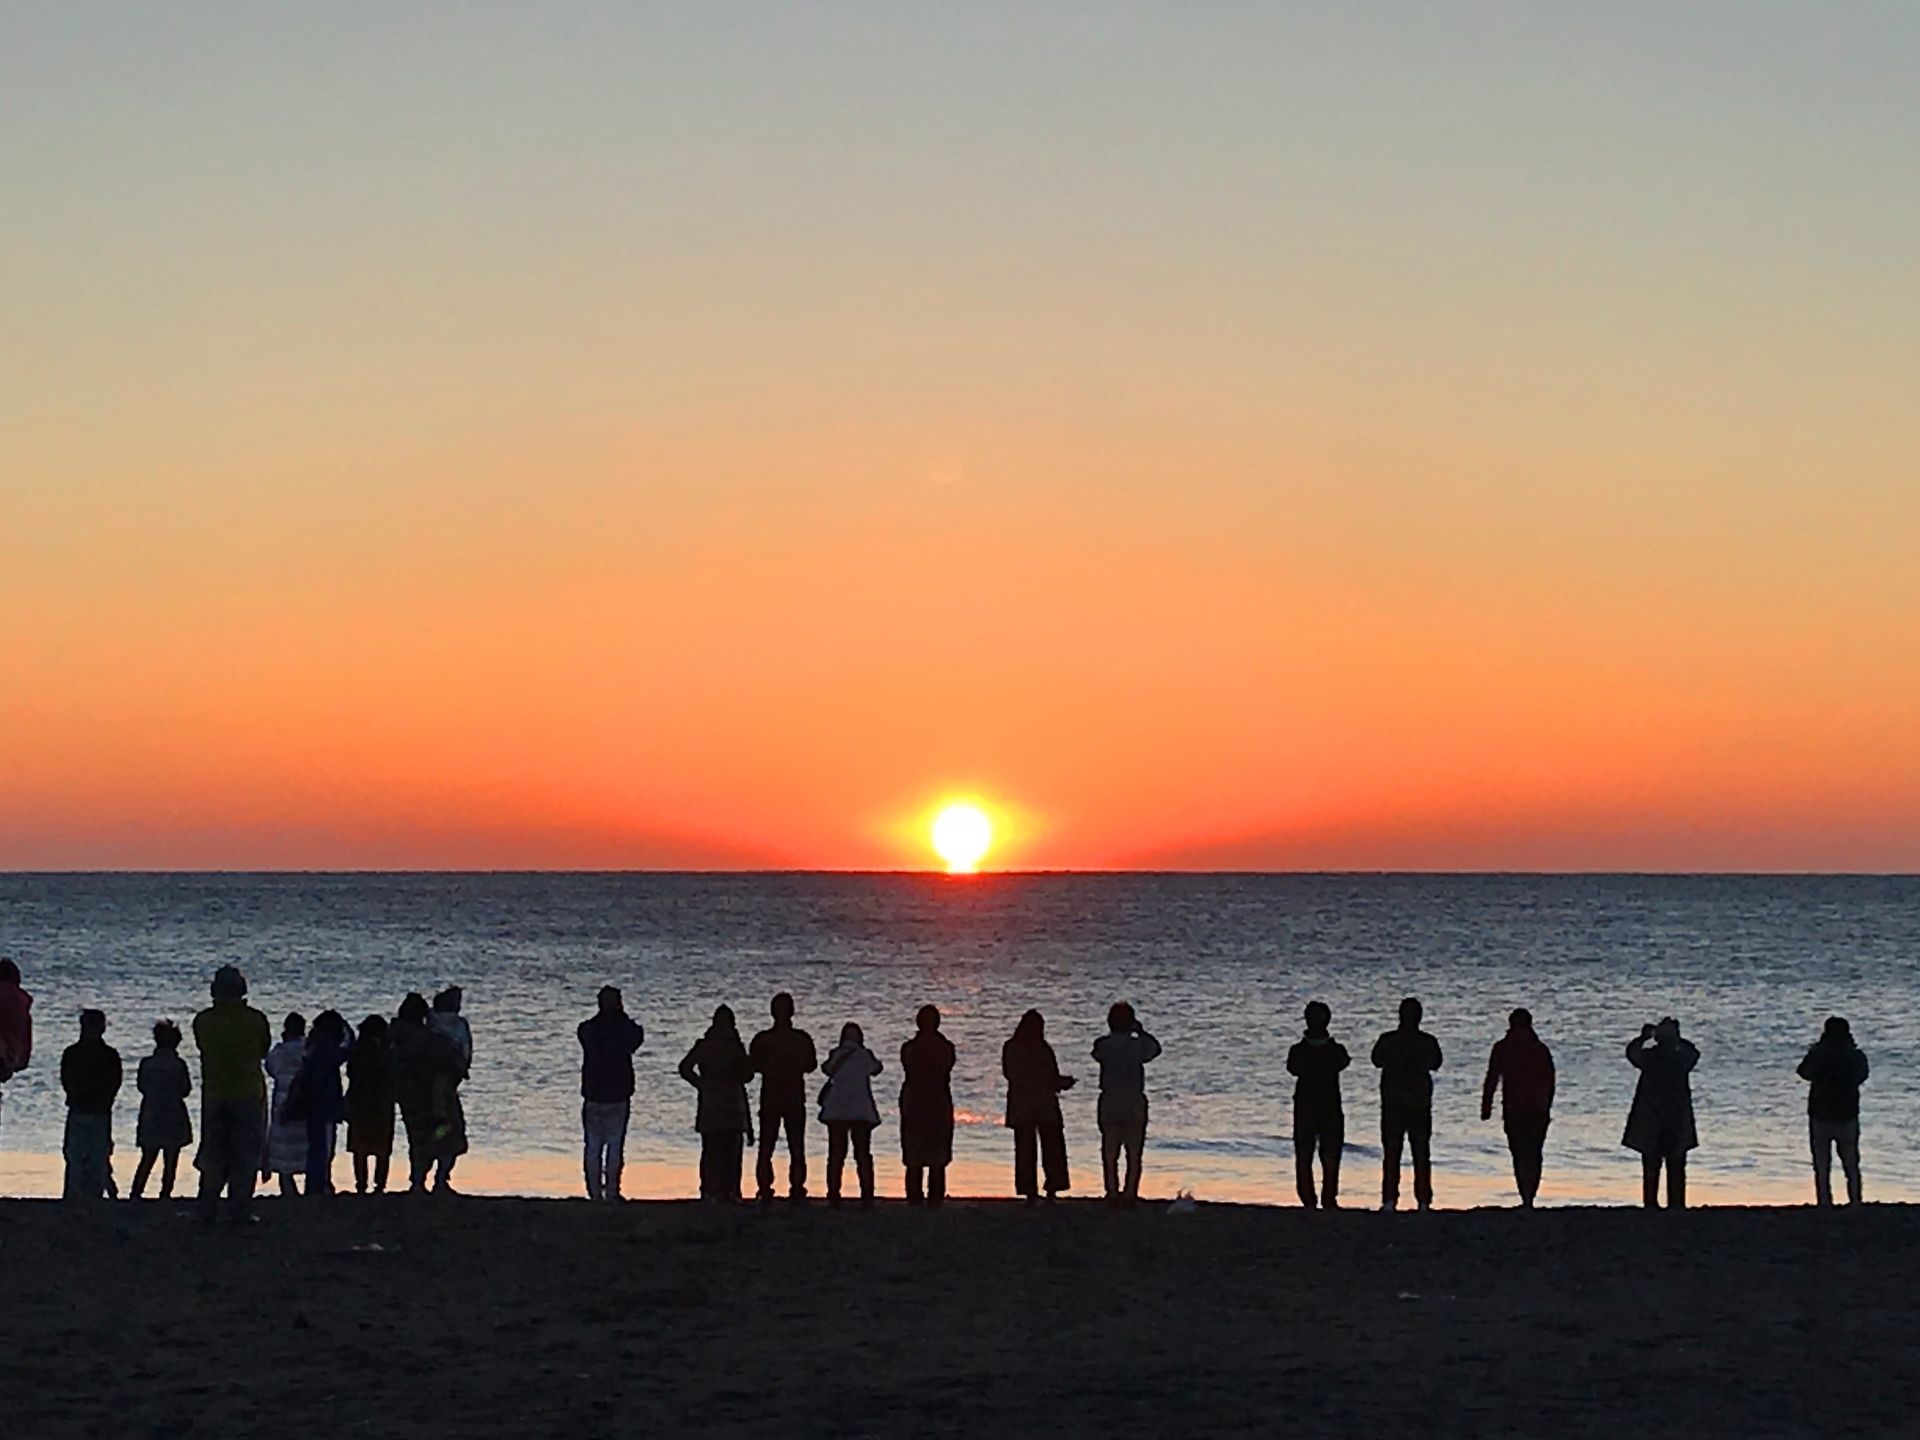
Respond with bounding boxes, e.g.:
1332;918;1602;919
3;7;1918;870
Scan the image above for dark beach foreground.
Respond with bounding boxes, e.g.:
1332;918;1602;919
1;1197;1915;1439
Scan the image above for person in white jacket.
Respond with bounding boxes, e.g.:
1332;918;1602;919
818;1022;883;1209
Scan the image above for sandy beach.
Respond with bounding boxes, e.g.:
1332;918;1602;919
1;1196;1915;1439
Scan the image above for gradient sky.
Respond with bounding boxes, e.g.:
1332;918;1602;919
3;3;1918;870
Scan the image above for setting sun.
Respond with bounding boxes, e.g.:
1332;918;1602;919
931;804;993;873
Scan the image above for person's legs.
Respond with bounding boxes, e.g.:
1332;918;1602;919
1837;1118;1863;1205
160;1147;180;1199
852;1124;875;1203
1293;1113;1318;1208
407;1121;432;1191
606;1101;630;1200
782;1105;808;1199
306;1117;334;1196
1667;1149;1687;1210
826;1121;849;1202
1380;1111;1405;1210
1809;1118;1834;1207
754;1111;779;1199
197;1104;231;1220
1641;1153;1662;1209
373;1151;390;1194
906;1164;926;1206
1320;1116;1345;1208
927;1163;946;1208
582;1102;604;1200
1507;1115;1547;1207
278;1170;299;1198
1039;1120;1069;1197
354;1151;370;1194
132;1146;159;1200
1409;1110;1434;1209
433;1154;456;1192
1122;1108;1146;1203
1099;1123;1123;1200
1013;1123;1039;1199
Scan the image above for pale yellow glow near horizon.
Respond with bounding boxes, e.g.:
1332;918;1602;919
931;804;994;873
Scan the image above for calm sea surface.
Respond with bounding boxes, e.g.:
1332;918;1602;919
2;873;1916;1207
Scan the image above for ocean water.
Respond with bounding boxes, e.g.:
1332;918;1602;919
2;873;1916;1208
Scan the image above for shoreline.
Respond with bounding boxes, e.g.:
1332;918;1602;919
3;1196;1916;1437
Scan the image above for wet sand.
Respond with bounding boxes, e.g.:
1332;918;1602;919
1;1196;1915;1439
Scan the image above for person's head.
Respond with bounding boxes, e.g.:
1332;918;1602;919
0;958;19;985
397;993;430;1027
359;1014;390;1045
210;964;247;1001
770;992;795;1024
79;1008;106;1039
1823;1015;1852;1044
432;986;462;1015
311;1010;346;1044
1654;1016;1682;1044
1014;1009;1045;1042
711;1004;737;1034
916;1003;942;1034
282;1011;307;1042
1304;1001;1332;1036
1509;1008;1534;1033
153;1019;182;1052
839;1021;864;1048
1398;996;1423;1029
597;986;624;1016
1107;1001;1136;1034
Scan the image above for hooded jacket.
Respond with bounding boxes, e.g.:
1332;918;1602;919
1798;1036;1869;1123
0;978;33;1079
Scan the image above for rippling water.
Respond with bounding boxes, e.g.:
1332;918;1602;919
2;873;1916;1207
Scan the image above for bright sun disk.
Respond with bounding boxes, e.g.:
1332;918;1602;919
931;804;993;873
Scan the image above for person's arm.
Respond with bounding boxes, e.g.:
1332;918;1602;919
629;1020;645;1055
1371;1035;1389;1068
1427;1036;1443;1073
110;1049;123;1098
822;1046;845;1078
1285;1043;1301;1077
678;1047;701;1088
1625;1035;1649;1068
1796;1047;1818;1082
1139;1031;1162;1064
1544;1046;1556;1110
1856;1050;1870;1085
1333;1042;1350;1072
1481;1048;1500;1122
802;1035;818;1075
1678;1039;1699;1073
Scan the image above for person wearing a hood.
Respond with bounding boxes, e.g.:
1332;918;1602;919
679;1005;754;1202
1623;1016;1699;1209
578;985;646;1202
1287;1002;1349;1210
131;1019;193;1200
393;992;464;1193
1797;1016;1869;1207
0;958;32;1149
346;1014;397;1194
1481;1009;1556;1209
264;1012;310;1196
61;1009;122;1200
1002;1010;1074;1205
300;1010;355;1196
900;1005;957;1208
818;1021;883;1208
428;987;472;1191
191;964;272;1223
1371;997;1444;1212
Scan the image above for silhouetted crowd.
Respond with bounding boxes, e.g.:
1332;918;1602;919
0;956;1875;1217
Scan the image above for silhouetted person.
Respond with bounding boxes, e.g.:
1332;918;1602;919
1287;1001;1349;1210
300;1010;354;1196
578;986;646;1201
1623;1016;1698;1209
428;987;471;1192
0;958;32;1150
680;1005;754;1202
191;964;272;1224
61;1009;120;1200
1371;997;1443;1211
1482;1009;1555;1208
265;1012;309;1197
392;992;463;1193
131;1020;192;1200
346;1014;396;1194
900;1004;957;1207
1798;1016;1868;1207
819;1021;883;1208
749;992;818;1204
1003;1010;1075;1205
1093;1001;1161;1209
